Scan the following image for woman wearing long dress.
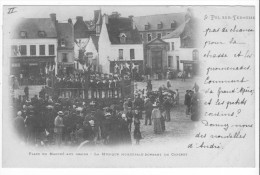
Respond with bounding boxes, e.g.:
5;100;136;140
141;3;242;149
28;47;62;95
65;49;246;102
151;105;163;134
191;91;201;121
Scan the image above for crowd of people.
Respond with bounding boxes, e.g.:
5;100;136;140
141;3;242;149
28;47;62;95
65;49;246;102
11;76;201;148
47;71;132;100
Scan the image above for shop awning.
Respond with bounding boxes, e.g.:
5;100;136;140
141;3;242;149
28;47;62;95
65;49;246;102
11;56;55;63
180;60;199;64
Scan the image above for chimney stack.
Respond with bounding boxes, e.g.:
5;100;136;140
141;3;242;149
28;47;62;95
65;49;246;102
50;13;56;22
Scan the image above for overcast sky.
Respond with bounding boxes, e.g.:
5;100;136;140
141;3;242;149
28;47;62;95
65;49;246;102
4;6;189;23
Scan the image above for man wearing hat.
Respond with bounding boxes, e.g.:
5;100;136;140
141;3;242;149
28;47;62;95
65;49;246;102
163;96;172;122
13;111;26;141
90;79;96;99
104;79;109;98
54;111;65;146
126;107;133;132
144;98;153;125
184;90;191;115
97;79;103;99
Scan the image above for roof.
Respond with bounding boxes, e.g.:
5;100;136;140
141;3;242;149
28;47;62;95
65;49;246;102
57;23;74;49
90;35;99;51
146;38;168;46
74;18;89;39
107;17;142;44
10;18;57;39
162;18;190;39
133;13;185;31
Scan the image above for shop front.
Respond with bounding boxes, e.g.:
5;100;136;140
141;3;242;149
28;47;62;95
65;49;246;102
180;60;199;77
10;56;55;85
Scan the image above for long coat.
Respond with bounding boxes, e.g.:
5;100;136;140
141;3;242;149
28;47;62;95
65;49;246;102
151;108;163;134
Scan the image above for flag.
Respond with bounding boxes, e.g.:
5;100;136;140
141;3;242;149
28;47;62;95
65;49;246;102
45;65;48;74
125;62;130;69
120;63;124;71
17;46;21;56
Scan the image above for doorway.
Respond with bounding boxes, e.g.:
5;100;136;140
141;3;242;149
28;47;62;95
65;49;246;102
152;50;162;73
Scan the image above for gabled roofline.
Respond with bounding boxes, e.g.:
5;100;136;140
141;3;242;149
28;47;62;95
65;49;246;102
146;37;168;45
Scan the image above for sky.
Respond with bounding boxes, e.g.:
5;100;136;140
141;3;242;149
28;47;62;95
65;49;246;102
4;6;189;23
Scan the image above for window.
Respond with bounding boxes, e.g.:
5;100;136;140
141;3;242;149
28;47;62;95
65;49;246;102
120;33;126;43
11;45;19;56
192;50;199;60
30;45;36;56
176;56;180;71
39;45;45;55
147;33;152;42
171;42;175;50
130;49;135;60
20;31;27;38
61;39;65;47
19;45;27;56
168;56;173;67
167;32;170;35
49;45;55;55
157;23;163;29
171;22;176;29
145;24;150;30
119;49;123;59
140;33;143;39
38;31;46;38
11;63;20;67
157;33;162;39
62;53;68;62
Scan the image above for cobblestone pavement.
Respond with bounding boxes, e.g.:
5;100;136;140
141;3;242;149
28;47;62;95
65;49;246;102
132;78;198;145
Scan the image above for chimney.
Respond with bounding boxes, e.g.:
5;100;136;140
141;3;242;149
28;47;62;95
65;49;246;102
50;13;56;22
94;10;101;23
68;18;72;24
76;16;83;21
129;15;134;29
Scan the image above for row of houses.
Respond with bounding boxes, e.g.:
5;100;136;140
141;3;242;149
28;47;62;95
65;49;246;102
8;9;199;80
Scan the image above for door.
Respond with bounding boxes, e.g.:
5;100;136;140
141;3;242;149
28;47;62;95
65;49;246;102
176;56;180;71
152;51;162;73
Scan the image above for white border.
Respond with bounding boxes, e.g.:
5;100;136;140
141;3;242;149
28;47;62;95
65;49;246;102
0;0;259;175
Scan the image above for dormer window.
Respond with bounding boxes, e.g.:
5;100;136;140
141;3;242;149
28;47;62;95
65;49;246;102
119;33;126;44
145;23;150;30
171;21;177;29
20;31;27;38
157;22;163;29
38;31;46;38
61;39;65;47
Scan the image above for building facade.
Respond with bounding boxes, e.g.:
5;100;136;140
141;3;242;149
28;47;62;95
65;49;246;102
133;13;185;44
56;19;75;75
99;14;144;74
133;10;198;76
9;14;58;84
162;9;199;77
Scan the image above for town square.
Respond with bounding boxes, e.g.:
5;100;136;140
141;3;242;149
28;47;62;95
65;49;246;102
7;6;202;148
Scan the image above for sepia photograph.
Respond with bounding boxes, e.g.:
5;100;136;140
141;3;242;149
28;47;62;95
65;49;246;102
6;6;201;148
1;2;258;170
